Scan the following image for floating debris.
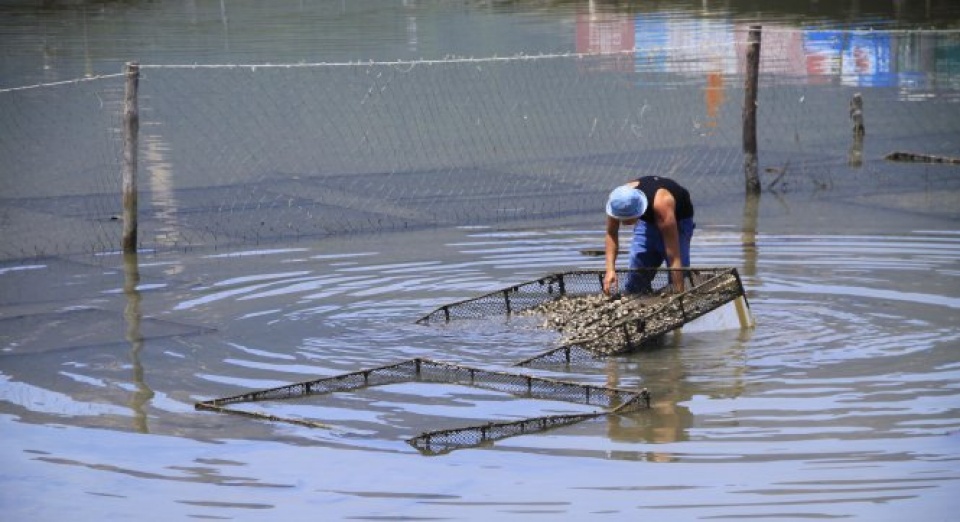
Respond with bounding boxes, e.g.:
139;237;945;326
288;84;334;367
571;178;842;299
884;151;960;164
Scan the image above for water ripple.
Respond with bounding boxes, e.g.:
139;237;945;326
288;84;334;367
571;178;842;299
1;225;958;521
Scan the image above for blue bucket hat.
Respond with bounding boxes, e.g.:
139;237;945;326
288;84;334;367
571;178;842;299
605;185;647;220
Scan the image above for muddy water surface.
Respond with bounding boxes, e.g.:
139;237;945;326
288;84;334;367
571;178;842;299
2;199;959;520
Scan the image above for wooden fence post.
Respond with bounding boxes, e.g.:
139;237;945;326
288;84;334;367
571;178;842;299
848;93;865;167
122;62;140;253
850;92;865;136
742;26;762;194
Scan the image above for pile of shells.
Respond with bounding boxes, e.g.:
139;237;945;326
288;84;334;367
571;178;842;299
521;292;665;353
522;273;744;355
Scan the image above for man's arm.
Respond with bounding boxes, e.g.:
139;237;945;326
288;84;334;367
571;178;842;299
603;215;620;295
653;189;684;292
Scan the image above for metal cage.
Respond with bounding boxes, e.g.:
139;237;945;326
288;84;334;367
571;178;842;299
418;268;750;364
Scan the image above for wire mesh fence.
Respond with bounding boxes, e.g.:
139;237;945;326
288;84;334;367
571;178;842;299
3;29;958;260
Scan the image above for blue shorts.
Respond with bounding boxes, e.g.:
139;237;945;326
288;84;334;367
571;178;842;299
624;217;695;294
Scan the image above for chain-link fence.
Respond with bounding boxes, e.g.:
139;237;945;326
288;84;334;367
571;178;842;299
4;29;958;261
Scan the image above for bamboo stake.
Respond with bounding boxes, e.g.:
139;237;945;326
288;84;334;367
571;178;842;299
742;26;762;194
122;62;140;253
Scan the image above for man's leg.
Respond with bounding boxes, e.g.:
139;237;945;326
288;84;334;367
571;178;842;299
677;218;695;286
678;218;695;266
625;222;664;294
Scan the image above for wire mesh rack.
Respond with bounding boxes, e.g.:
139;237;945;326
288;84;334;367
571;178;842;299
417;268;750;365
196;358;650;455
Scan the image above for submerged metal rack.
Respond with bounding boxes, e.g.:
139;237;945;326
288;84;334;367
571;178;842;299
196;358;650;455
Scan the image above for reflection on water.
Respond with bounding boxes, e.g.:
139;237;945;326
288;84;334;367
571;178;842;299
630;19;960;93
144;132;184;254
123;251;153;434
3;1;960;92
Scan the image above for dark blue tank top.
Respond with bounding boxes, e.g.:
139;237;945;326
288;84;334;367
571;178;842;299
636;176;694;223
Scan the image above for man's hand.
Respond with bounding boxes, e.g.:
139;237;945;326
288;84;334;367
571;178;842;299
669;266;685;293
603;270;619;296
